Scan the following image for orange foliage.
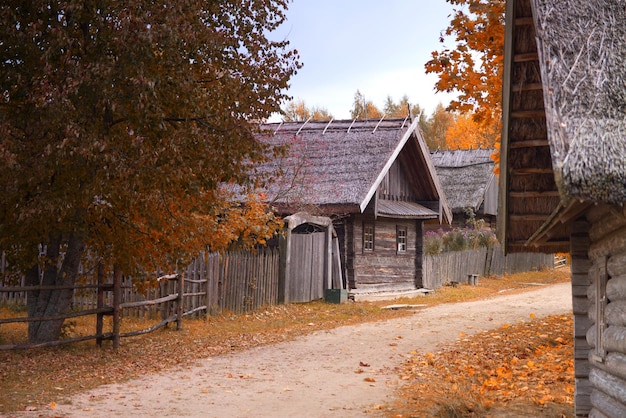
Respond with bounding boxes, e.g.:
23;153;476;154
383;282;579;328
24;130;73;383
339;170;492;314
393;314;574;415
426;0;505;165
444;112;499;149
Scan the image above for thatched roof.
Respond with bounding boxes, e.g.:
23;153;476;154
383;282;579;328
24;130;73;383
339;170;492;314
533;0;626;203
431;149;497;214
499;0;626;253
256;118;451;222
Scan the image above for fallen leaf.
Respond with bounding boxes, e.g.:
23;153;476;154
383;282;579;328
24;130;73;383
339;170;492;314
364;377;376;383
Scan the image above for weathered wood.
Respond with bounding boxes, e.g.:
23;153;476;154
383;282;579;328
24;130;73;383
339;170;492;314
0;307;112;325
607;274;626;302
112;266;122;349
120;294;177;309
590;368;626;409
606;300;626;327
593;352;626;382
176;273;184;330
608;254;626;277
589;224;626;260
590;389;626;418
602;326;626;354
96;263;105;347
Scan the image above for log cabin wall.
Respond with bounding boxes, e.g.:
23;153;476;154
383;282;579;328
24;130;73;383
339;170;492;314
350;214;419;293
570;219;592;416
585;204;626;417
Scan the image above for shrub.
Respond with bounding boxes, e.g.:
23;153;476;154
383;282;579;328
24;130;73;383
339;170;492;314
424;226;497;255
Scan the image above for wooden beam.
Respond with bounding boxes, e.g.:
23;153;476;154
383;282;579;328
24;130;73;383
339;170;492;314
515;17;534;26
511;110;546;119
509;190;560;198
509;139;549;149
514;52;539;63
508;239;570;247
510;214;551;222
512;82;543;92
510;167;554;175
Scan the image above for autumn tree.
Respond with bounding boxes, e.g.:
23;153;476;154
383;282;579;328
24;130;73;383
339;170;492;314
421;104;456;150
383;94;424;120
282;99;333;122
444;112;498;149
0;0;300;343
350;90;383;120
425;0;505;139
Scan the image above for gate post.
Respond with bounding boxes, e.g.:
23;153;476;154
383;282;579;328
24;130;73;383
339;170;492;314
176;272;184;330
278;227;291;304
112;265;122;349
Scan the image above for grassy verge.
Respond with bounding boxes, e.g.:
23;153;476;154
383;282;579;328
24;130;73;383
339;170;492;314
0;268;570;413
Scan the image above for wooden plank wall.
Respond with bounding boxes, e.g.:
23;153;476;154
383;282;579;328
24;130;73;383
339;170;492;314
351;217;418;293
423;245;555;290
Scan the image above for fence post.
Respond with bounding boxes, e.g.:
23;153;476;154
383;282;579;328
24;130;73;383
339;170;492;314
96;263;104;347
176;272;184;330
112;265;122;349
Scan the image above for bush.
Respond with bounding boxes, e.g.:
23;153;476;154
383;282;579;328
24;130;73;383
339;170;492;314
424;226;497;256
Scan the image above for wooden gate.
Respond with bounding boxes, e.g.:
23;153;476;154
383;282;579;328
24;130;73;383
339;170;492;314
287;231;326;303
279;212;344;303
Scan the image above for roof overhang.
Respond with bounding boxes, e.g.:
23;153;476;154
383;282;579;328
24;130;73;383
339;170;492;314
376;200;439;220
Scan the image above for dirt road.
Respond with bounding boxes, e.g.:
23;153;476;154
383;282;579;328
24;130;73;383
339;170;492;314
30;282;572;417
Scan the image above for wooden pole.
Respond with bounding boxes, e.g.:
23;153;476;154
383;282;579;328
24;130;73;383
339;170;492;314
96;263;104;347
176;272;184;330
112;265;122;349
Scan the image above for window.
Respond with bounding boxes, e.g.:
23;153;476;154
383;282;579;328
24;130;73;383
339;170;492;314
397;226;407;253
363;223;374;252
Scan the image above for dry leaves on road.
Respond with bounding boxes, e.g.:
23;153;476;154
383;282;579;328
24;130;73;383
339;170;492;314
389;314;574;417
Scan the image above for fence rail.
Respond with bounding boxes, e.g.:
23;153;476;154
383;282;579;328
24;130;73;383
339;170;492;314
0;248;280;350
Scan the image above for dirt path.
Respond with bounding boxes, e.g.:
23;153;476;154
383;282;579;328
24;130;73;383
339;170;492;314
31;282;572;417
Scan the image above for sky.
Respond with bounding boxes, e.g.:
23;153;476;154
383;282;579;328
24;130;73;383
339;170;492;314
270;0;459;121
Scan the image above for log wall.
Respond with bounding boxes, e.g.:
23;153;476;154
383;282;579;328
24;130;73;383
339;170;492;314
584;204;626;417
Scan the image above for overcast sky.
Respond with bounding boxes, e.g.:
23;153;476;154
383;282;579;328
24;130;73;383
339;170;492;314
271;0;459;121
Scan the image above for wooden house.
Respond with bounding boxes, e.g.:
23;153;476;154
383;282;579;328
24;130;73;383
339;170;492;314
499;0;626;415
258;118;451;296
431;149;498;228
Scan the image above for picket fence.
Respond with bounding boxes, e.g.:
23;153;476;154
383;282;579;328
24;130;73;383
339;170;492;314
422;244;554;289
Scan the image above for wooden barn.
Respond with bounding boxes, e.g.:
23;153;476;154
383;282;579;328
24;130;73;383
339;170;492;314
258;118;451;296
431;149;498;228
499;0;626;416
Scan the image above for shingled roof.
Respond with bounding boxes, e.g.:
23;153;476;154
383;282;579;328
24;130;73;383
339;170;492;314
499;0;626;253
431;149;497;214
257;118;451;222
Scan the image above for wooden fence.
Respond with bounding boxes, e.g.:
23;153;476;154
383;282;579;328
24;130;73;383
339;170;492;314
422;245;555;289
0;248;280;350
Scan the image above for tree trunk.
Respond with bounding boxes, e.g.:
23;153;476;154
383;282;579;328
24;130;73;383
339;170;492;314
27;234;85;344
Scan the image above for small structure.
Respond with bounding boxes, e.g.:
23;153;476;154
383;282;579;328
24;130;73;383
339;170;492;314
258;118;451;297
431;149;498;228
500;1;626;416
